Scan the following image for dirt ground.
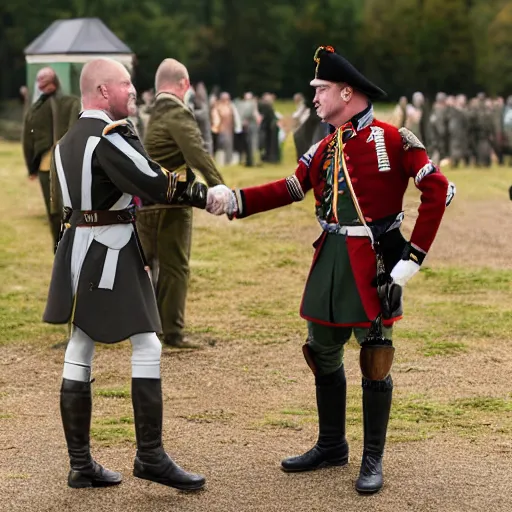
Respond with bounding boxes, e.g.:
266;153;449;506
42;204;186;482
1;335;511;512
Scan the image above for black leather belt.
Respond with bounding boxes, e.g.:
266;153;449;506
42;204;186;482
66;208;135;227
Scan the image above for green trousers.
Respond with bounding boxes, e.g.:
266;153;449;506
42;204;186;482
136;207;192;339
308;321;393;376
38;170;61;247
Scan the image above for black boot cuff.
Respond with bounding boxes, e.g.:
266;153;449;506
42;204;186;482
362;375;393;391
316;366;346;387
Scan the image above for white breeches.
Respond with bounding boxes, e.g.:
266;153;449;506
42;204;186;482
63;326;162;382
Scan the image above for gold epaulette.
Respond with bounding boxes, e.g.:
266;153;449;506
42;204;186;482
399;127;425;151
102;119;131;136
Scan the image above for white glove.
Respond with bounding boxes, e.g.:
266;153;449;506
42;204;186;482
390;259;420;287
206;185;237;216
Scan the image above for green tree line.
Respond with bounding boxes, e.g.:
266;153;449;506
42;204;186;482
1;0;511;101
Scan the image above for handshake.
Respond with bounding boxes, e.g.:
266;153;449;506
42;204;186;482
206;184;238;216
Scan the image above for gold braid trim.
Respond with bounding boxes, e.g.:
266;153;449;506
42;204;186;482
102;119;129;136
332;129;341;223
340;141;366;225
163;163;188;202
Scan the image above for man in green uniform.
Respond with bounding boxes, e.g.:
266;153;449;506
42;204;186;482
22;67;80;247
137;58;225;348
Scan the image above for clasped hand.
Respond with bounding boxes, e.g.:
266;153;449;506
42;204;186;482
206;185;237;216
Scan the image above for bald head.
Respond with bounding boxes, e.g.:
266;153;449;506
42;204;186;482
80;58;136;120
81;58;129;98
36;67;58;95
155;59;190;101
412;91;424;107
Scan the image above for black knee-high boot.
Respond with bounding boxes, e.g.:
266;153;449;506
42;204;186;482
60;379;122;488
355;375;393;494
281;366;349;472
131;378;205;490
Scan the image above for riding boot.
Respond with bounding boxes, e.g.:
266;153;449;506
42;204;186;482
60;379;122;488
281;366;349;472
131;378;205;490
355;376;393;494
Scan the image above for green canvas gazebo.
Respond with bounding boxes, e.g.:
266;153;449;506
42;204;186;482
24;17;133;101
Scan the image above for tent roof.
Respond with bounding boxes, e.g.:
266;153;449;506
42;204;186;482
24;18;132;55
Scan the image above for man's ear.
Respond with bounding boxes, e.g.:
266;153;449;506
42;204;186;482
340;86;353;103
99;84;108;99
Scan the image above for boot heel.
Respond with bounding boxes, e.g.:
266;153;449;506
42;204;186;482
68;470;93;488
133;458;146;480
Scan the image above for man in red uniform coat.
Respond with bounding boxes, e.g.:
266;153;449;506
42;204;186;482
207;46;453;494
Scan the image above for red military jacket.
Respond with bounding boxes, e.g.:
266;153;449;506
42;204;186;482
234;106;450;326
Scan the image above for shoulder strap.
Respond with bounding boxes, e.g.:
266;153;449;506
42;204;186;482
335;128;374;244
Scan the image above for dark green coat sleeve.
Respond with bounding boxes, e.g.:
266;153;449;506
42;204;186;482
22;110;36;175
166;107;224;187
66;97;81;130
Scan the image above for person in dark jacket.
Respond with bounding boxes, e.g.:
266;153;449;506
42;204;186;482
22;67;80;246
45;57;229;491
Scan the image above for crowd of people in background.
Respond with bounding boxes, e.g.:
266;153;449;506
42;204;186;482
17;77;512;171
390;92;512;168
131;85;285;168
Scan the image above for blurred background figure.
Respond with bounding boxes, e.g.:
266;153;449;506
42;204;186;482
258;92;280;163
138;89;155;137
390;96;407;128
292;88;328;161
405;92;424;141
291;92;307;131
502;95;512;165
19;85;29;118
211;91;241;166
428;92;448;165
192;82;213;155
22;67;80;247
411;91;430;146
448;94;469;168
492;96;505;165
237;91;261;167
469;96;494;167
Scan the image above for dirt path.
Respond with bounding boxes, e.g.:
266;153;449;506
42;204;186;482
2;337;511;512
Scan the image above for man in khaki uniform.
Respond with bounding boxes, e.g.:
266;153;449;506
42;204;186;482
137;59;224;348
22;67;80;246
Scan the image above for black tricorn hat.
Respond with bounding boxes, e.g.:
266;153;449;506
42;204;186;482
311;46;387;100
